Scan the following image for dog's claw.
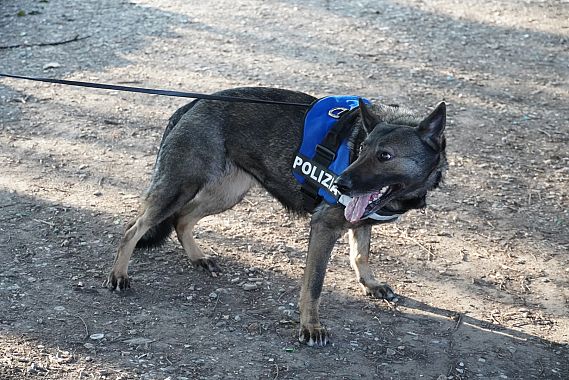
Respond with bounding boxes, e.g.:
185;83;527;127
299;324;329;347
104;271;131;291
365;283;397;301
191;256;221;276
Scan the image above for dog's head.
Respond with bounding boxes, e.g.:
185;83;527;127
336;99;447;223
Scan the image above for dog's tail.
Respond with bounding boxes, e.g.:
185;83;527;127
136;218;174;249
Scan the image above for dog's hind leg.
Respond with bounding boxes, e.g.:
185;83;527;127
174;165;254;275
105;184;200;290
348;225;396;300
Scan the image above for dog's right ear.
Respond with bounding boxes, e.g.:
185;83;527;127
359;98;380;135
418;102;446;150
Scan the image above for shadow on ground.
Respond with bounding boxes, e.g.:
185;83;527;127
0;190;567;379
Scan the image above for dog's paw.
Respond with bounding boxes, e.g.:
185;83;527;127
191;256;221;277
104;271;131;291
364;283;397;301
298;323;330;347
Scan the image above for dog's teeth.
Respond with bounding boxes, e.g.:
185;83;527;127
368;187;391;206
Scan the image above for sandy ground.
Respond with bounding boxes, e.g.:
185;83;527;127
0;0;568;379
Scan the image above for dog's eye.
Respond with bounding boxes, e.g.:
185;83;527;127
378;152;392;161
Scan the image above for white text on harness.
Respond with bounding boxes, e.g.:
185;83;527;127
293;155;341;198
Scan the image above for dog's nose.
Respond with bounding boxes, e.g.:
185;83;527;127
334;176;352;194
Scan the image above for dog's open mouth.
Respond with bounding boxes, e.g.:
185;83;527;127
344;185;398;223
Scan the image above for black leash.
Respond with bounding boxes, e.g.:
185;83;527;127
0;72;312;108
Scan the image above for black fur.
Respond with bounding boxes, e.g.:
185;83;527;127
135;217;174;249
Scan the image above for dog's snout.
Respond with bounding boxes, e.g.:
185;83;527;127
334;176;353;194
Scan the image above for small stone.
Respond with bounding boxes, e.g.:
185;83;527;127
123;337;153;345
242;283;258;291
386;348;396;355
234;315;241;321
43;62;61;70
89;333;105;340
209;292;218;299
282;309;293;317
247;323;259;334
478;358;486;363
54;306;65;311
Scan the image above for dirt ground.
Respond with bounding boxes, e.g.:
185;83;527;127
0;0;568;379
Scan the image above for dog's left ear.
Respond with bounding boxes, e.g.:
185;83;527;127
359;98;380;135
418;102;446;149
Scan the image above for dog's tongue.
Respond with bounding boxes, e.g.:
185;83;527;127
344;194;372;223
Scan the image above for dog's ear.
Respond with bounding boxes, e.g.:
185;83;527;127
359;98;380;135
418;102;446;149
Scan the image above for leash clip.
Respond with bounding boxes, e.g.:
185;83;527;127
328;107;349;119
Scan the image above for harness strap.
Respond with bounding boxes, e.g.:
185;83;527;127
300;108;359;212
300;182;322;212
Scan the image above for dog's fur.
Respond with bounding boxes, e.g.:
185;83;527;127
105;87;447;347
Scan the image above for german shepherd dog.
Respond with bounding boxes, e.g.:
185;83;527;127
105;88;447;347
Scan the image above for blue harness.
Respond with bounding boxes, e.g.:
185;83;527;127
292;96;400;222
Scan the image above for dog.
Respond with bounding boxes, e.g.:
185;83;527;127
104;87;447;347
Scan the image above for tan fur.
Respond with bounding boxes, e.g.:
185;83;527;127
175;167;253;268
349;226;395;298
108;208;154;289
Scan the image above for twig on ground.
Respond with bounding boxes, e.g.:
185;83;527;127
33;218;55;227
395;226;435;259
212;293;221;314
0;35;90;50
75;315;89;339
208;246;221;256
453;313;463;330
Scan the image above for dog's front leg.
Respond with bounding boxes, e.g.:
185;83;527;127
348;225;396;300
299;207;343;347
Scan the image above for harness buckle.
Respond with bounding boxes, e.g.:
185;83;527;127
315;144;336;162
